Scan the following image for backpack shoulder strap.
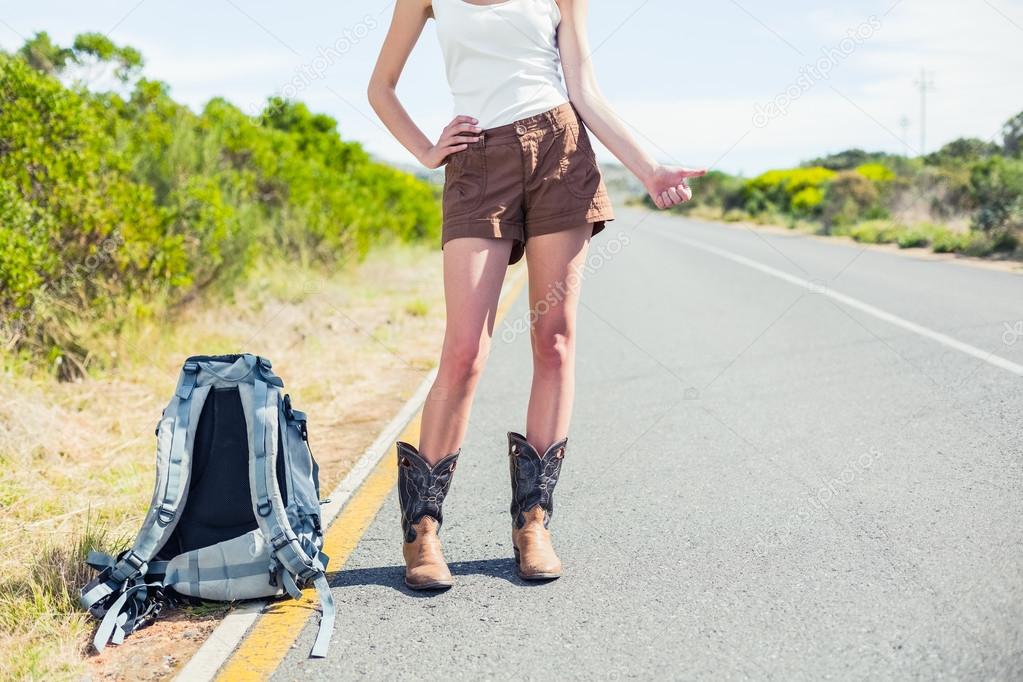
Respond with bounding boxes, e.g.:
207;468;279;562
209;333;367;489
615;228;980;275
80;360;211;651
246;376;335;658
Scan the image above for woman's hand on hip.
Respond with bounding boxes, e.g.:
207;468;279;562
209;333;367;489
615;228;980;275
645;165;707;209
418;116;483;169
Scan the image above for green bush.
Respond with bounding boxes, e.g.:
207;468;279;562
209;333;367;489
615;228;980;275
684;171;745;211
892;223;965;249
742;166;836;216
930;229;974;253
924;137;1000;167
791;186;825;214
803;149;898;171
722;208;749;222
895;228;931;248
855;163;896;183
969;156;1023;238
639;121;1023;258
0;56;171;335
821;171;881;229
918;166;975;218
1003;110;1023;157
843;220;903;244
0;36;441;375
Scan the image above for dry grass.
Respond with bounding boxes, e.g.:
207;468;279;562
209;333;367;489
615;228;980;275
0;242;447;681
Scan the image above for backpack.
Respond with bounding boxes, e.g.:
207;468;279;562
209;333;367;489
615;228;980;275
79;354;335;658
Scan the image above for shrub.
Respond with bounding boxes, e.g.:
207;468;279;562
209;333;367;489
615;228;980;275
845;220;903;244
742;166;836;216
790;186;825;214
895;227;932;248
821;171;881;229
969;156;1023;234
675;170;744;213
722;208;749;223
962;235;998;257
931;229;974;253
1;36;441;375
925;137;1000;167
803;149;898;171
0;55;171;349
855;163;896;183
924;166;975;218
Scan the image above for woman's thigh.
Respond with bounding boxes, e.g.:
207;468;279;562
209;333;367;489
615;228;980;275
441;237;514;349
523;223;592;338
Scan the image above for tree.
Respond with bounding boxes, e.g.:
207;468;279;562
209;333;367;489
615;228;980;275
969;156;1023;237
924;137;999;166
16;32;72;75
803;149;897;171
1;43;440;374
1003;110;1023;158
17;32;144;83
71;32;144;82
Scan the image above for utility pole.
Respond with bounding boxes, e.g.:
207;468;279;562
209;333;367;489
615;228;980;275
913;69;935;155
898;115;911;158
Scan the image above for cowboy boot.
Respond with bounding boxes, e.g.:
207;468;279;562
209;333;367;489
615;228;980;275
396;442;459;590
508;432;566;580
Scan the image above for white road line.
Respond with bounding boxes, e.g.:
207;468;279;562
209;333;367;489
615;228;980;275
173;602;263;680
654;229;1023;378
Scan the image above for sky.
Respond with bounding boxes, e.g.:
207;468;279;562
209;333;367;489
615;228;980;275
2;0;1022;176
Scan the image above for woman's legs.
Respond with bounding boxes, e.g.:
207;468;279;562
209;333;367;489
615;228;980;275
506;222;591;580
523;224;592;453
401;237;511;589
417;237;514;465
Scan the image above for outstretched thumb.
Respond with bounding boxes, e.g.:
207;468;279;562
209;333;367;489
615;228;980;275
677;167;708;180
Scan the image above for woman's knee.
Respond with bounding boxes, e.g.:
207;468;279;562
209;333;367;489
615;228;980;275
440;333;491;383
531;317;574;371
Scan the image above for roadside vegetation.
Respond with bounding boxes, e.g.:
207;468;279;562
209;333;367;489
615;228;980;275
0;32;447;681
640;110;1023;260
1;32;440;381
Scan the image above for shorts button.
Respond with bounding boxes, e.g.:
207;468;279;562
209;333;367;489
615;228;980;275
515;125;527;135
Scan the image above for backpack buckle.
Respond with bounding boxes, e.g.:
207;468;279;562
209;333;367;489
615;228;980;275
157;505;176;524
283;394;294;420
177;361;200;399
257;501;273;517
270;532;292;551
111;550;148;582
298;565;321;582
122;551;146;572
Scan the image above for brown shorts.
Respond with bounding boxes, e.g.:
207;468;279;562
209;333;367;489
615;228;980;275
441;103;615;265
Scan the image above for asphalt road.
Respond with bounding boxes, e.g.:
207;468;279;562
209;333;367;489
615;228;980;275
273;206;1023;680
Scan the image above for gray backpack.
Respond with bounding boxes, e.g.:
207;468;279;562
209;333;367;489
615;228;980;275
79;354;335;657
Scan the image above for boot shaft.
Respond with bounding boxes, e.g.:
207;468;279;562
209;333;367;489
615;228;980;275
396;442;459;543
507;432;566;529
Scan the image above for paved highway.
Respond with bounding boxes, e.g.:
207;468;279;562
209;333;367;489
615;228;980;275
271;206;1023;680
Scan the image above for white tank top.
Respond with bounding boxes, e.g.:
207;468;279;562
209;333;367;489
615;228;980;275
432;0;570;130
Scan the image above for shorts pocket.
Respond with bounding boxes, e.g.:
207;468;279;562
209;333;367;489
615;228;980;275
561;123;603;201
443;145;487;219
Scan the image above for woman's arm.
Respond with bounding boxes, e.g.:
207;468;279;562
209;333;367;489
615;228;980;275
367;0;482;169
557;0;705;209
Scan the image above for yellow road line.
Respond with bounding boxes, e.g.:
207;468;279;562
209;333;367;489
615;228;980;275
215;267;526;681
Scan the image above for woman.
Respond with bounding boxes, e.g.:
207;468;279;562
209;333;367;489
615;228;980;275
368;0;704;589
